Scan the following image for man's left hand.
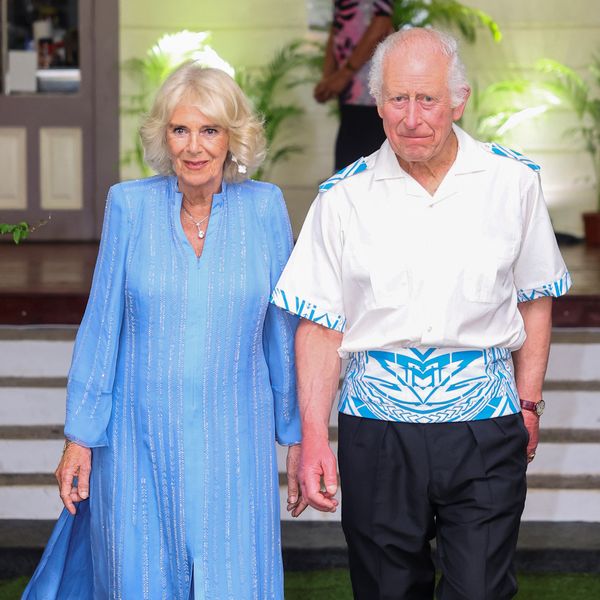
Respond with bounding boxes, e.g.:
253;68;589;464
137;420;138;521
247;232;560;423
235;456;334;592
522;410;540;464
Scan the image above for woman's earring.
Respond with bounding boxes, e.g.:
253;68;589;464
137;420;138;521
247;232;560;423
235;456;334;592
231;154;247;174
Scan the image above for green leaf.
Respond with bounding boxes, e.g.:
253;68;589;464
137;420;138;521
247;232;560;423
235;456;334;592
393;1;501;43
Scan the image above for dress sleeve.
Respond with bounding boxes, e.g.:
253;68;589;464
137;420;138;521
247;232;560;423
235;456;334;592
263;186;301;446
270;191;346;332
64;184;130;447
514;174;572;302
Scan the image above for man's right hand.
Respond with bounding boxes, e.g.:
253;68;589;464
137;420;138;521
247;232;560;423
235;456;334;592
299;434;339;512
55;440;92;515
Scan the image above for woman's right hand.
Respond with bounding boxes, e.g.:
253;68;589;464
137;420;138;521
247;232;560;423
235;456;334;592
55;440;92;515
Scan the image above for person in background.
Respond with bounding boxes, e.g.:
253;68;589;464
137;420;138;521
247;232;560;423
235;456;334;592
274;27;571;600
314;0;394;170
24;62;303;600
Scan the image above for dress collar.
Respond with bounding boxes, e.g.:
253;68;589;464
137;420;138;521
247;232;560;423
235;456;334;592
170;175;227;210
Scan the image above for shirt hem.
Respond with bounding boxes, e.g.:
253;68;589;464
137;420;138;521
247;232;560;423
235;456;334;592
270;288;346;333
338;404;521;424
517;271;572;302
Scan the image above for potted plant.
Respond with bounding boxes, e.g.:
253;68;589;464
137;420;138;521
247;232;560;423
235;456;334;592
0;217;51;244
470;56;600;245
234;39;322;180
0;221;31;244
534;57;600;245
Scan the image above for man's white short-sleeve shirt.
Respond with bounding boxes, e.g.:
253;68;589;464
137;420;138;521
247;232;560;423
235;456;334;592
272;125;571;360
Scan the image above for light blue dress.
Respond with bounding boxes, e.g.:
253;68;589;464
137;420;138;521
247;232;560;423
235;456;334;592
23;176;300;600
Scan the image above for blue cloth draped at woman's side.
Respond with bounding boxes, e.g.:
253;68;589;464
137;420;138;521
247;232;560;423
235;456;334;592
24;502;93;599
23;175;300;600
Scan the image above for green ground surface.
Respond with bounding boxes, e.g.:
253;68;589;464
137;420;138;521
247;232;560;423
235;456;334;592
2;571;600;599
285;571;600;600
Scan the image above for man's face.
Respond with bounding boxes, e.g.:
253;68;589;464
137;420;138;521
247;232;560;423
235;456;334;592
377;43;469;166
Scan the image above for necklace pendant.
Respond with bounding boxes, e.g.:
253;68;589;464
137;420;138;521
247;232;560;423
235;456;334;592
198;229;205;239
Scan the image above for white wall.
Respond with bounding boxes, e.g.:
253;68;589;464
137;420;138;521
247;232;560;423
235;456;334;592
458;0;600;236
120;1;600;236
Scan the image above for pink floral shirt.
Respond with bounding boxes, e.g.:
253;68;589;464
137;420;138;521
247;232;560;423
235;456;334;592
333;0;393;106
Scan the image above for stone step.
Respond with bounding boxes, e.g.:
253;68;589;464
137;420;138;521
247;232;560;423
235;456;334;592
2;423;600;445
1;520;598;578
3;326;598;343
2;389;600;432
546;343;600;381
0;388;65;425
1;327;598;526
0;326;78;342
2;481;599;523
2;384;600;427
1;439;598;478
1;330;600;380
0;340;73;378
279;488;600;523
8;471;599;492
1;443;599;523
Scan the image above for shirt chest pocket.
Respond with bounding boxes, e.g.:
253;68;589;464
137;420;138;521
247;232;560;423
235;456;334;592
463;238;518;304
369;262;410;307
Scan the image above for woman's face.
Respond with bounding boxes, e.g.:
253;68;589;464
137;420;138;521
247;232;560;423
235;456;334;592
166;103;230;197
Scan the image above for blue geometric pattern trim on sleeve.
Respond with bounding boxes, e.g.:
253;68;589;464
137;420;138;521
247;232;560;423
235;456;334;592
338;346;519;423
270;288;346;332
319;158;368;192
517;271;572;302
487;142;541;172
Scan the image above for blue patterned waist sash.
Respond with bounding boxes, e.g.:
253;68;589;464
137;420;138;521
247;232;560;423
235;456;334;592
339;347;520;423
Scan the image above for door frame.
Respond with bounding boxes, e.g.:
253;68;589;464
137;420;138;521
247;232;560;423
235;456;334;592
0;0;119;241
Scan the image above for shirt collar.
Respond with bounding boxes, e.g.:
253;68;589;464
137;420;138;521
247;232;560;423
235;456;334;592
451;124;489;175
372;124;488;181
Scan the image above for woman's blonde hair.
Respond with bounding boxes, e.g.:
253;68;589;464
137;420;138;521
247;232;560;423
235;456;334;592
140;62;266;182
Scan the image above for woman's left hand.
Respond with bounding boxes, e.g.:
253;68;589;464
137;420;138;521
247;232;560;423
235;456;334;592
286;444;308;517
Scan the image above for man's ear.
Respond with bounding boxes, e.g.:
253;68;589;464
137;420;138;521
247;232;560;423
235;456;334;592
452;86;471;121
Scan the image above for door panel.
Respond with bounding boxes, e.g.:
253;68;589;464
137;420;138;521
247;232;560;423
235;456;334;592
0;0;118;241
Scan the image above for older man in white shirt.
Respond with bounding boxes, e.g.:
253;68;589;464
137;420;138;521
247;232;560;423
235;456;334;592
272;27;571;600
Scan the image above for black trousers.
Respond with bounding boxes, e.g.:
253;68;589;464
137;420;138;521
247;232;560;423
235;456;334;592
335;103;387;171
338;413;529;600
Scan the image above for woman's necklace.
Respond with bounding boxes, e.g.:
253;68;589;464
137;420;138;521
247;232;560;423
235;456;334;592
181;203;210;239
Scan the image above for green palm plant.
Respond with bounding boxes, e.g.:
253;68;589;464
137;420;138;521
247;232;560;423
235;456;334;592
121;31;235;178
235;39;322;180
392;0;501;42
468;78;558;143
469;56;600;211
534;57;600;211
122;32;321;181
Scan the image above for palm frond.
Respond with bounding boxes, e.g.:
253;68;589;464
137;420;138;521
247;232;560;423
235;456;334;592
237;39;322;178
267;145;305;168
393;1;501;43
535;59;590;118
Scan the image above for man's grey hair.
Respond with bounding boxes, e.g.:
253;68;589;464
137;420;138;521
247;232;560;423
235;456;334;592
368;27;470;108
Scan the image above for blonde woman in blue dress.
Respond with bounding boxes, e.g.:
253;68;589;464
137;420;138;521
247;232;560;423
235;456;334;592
24;63;304;599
